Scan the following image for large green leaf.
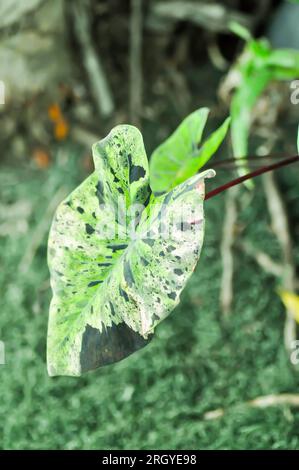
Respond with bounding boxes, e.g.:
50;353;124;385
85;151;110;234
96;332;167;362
47;125;215;376
149;108;229;194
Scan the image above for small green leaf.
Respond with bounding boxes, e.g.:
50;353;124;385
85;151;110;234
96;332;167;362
47;125;215;376
150;108;228;193
229;21;252;42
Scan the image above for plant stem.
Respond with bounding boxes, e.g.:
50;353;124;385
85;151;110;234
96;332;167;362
205;155;299;201
212;153;286;169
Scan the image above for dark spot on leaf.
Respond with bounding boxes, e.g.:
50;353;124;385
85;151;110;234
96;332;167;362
128;153;146;183
174;269;183;275
85;223;95;235
140;257;149;266
110;166;120;183
152;313;160;323
76;206;84;214
109;301;116;316
88;280;102;287
144;187;152;207
107;243;128;252
119;286;129;302
96;180;104;203
80;323;152;372
130;165;146;183
143;238;155;247
98;262;112;267
124;259;135;287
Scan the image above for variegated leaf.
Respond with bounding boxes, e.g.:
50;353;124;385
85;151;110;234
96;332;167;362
47;125;215;376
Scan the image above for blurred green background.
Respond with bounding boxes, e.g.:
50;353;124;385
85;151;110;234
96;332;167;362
1;0;299;450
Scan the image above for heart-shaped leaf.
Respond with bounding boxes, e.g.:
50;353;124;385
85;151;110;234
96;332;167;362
278;289;299;323
149;108;229;194
47;125;215;376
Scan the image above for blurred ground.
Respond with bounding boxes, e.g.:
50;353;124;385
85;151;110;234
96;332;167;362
0;0;299;450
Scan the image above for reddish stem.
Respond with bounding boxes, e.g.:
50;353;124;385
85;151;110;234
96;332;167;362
205;155;299;201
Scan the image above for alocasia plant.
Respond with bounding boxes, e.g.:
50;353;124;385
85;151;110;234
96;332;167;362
47;125;215;376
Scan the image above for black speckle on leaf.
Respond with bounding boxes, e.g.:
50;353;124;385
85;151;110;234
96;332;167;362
119;286;129;302
143;188;152;207
109;301;116;316
143;238;155;247
96;181;104;203
110;166;120;183
76;206;84;214
128;153;146;183
107;243;128;252
174;268;183;276
124;259;135;287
